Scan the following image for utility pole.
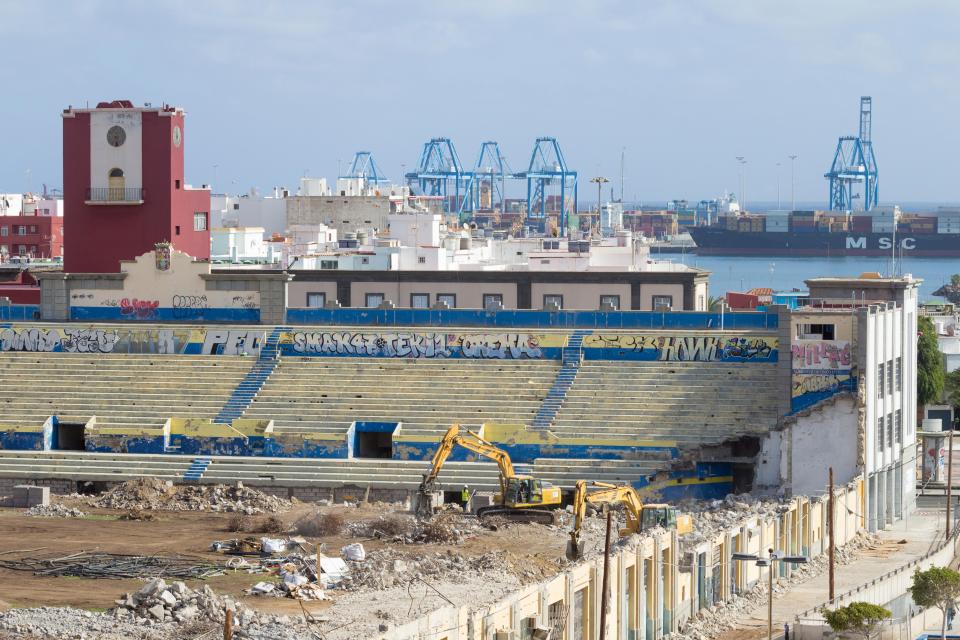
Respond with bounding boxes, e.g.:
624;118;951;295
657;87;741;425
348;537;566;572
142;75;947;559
767;548;774;640
620;147;625;203
599;509;613;640
591;176;609;235
788;155;798;211
828;467;835;601
948;428;954;538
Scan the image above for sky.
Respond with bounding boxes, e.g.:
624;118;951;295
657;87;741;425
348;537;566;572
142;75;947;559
2;0;959;206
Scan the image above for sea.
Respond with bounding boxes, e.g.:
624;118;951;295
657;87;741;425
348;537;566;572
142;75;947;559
661;252;958;302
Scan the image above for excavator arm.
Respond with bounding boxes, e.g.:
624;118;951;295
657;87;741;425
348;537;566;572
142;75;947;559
566;481;646;560
417;424;518;517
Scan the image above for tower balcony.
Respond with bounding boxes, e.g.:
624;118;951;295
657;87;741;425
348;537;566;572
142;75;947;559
85;187;145;205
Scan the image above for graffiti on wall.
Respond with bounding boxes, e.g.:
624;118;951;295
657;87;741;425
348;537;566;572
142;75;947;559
0;326;264;356
581;334;778;362
119;298;159;320
285;331;551;359
172;294;209;320
791;339;855;411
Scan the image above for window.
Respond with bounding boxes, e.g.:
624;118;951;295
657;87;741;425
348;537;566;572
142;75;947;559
600;294;620;310
877;363;885;398
877;415;885;451
410;293;429;309
436;293;456;309
18;245;26;256
28;226;36;233
17;226;26;236
652;294;673;310
887;360;894;395
365;293;385;308
418;256;426;264
887;412;894;447
233;203;240;210
0;245;7;255
306;292;326;308
193;212;208;232
0;226;7;236
360;257;370;265
799;323;836;340
483;293;503;309
543;294;564;309
175;179;181;189
320;260;338;270
895;409;903;445
175;225;181;236
895;357;902;392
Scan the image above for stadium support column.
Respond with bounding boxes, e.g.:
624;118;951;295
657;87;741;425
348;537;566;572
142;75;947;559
257;273;292;325
771;305;793;419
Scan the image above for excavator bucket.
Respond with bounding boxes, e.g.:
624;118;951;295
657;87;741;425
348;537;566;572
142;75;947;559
565;534;585;561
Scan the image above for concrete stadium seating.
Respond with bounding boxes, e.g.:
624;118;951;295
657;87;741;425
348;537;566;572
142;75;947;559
0;450;667;494
550;361;780;446
242;357;561;440
0;352;255;429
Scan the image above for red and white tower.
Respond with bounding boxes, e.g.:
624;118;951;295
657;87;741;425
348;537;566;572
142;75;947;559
62;100;210;273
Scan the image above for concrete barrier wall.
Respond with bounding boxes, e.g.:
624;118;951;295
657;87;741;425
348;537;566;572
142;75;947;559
387;479;866;640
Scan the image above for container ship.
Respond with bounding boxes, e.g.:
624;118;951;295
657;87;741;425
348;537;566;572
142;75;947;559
688;207;960;257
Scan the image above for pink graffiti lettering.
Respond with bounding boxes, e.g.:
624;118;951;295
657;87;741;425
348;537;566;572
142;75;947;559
791;341;851;370
119;298;160;320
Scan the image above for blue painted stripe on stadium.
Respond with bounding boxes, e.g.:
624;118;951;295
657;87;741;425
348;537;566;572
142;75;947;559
69;306;260;323
286;308;777;330
211;327;285;424
790;377;857;414
0;305;40;322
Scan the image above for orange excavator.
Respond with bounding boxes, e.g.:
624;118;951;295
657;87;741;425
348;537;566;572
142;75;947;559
416;424;562;524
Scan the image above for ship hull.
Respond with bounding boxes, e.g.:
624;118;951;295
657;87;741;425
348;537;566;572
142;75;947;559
688;227;960;257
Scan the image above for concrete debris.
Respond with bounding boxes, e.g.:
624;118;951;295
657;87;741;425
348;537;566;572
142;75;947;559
346;511;484;544
24;504;86;518
83;478;292;514
672;530;882;640
342;548;532;591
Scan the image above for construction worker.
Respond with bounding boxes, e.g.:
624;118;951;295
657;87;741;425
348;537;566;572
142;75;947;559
461;485;470;509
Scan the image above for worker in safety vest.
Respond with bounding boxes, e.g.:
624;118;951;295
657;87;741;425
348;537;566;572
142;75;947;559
461;485;470;508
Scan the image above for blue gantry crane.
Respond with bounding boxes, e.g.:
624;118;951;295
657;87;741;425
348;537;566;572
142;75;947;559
825;96;879;211
340;151;389;185
461;141;506;217
405;138;472;215
512;137;578;232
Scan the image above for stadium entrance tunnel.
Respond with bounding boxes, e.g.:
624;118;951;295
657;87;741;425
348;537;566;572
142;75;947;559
700;435;762;495
54;422;86;451
349;422;399;459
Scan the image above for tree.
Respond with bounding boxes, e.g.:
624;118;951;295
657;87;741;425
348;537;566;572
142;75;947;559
952;274;960;287
908;566;960;640
823;601;892;639
918;316;946;406
946;368;960;414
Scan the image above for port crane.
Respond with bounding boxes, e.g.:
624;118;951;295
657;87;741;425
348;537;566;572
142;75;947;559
825;96;879;211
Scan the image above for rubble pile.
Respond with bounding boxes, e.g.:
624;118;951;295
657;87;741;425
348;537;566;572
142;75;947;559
111;577;314;637
24;503;86;518
342;548;518;590
673;530;881;640
682;494;791;544
346;512;484;544
85;478;292;514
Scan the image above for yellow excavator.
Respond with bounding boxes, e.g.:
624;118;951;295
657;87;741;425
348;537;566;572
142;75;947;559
416;424;562;524
566;480;693;560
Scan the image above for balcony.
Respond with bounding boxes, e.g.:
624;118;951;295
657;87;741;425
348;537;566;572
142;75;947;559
85;187;145;205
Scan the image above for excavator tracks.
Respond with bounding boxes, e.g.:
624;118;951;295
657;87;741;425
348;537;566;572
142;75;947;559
476;506;558;526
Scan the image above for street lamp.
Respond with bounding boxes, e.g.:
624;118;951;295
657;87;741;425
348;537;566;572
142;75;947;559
732;548;808;640
776;162;781;210
788;154;798;211
735;157;747;212
590;176;609;235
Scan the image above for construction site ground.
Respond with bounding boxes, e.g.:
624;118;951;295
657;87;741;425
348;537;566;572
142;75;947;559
0;496;581;635
715;507;946;640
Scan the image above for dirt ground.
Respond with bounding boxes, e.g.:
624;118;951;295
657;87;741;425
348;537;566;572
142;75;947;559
0;499;572;617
